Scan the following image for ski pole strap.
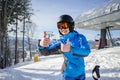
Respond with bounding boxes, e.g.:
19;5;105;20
92;65;100;80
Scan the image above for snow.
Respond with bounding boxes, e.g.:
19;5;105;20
0;47;120;80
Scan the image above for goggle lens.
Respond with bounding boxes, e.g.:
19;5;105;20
58;22;69;29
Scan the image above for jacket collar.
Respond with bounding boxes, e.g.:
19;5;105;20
60;31;78;39
60;31;78;44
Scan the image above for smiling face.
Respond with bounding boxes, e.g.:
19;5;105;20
57;22;70;35
59;28;70;35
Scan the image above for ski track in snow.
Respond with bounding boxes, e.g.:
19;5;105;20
0;47;120;80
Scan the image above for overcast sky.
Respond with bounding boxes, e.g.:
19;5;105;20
31;0;120;40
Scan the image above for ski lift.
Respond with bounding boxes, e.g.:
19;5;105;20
95;34;100;42
44;31;54;39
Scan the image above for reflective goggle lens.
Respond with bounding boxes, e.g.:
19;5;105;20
58;22;69;29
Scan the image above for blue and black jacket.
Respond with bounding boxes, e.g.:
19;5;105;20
38;31;91;77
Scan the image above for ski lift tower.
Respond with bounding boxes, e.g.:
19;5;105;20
75;0;120;49
44;31;54;39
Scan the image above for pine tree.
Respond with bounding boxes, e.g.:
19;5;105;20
0;0;32;68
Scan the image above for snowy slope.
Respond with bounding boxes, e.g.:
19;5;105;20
0;47;120;80
85;47;120;80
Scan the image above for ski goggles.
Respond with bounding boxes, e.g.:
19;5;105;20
57;22;69;29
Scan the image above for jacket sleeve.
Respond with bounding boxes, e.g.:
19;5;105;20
38;40;61;56
71;34;91;57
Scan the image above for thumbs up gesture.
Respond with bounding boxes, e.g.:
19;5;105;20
40;32;50;47
61;39;71;52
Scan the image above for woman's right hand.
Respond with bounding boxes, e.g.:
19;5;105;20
40;32;50;47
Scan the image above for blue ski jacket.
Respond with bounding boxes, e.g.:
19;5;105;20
38;31;91;77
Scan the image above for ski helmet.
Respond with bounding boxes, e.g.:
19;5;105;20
57;14;74;35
